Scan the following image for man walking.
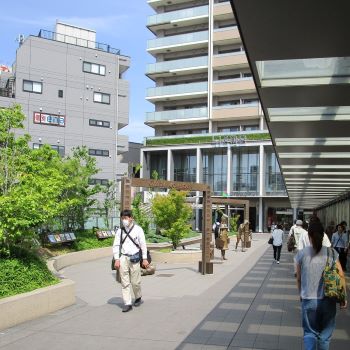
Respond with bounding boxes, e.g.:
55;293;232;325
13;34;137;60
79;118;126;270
113;209;149;312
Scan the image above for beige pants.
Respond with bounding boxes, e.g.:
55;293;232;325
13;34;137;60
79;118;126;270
119;255;142;305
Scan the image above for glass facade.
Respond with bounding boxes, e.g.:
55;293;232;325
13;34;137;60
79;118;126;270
173;150;196;182
265;150;286;195
202;148;227;195
150;152;167;180
232;147;259;195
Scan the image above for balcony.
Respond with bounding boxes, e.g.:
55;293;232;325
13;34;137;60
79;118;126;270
148;0;191;10
213;51;248;71
146;107;208;124
146;81;208;102
213;77;256;96
145;131;271;147
212;103;260;121
147;5;208;32
146;56;208;78
214;1;234;20
147;30;208;54
213;27;241;45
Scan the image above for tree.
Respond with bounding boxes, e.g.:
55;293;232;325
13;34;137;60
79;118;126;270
132;192;150;236
0;105;68;254
151;190;192;249
101;180;119;229
229;214;240;234
59;146;100;230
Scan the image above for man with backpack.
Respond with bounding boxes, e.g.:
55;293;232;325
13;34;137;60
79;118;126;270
113;209;149;313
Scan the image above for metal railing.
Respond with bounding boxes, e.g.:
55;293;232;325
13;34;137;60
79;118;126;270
38;29;121;55
146;107;208;122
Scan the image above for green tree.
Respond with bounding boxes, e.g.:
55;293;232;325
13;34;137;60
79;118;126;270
101;180;119;229
229;214;240;234
59;146;100;230
0;105;68;254
132;193;150;236
151;190;192;249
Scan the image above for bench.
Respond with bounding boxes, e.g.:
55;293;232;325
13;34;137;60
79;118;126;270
95;230;115;240
46;232;76;245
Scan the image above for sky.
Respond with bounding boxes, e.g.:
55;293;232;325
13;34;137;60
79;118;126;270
0;0;155;143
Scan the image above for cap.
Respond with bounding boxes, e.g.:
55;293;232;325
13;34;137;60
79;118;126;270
296;220;303;226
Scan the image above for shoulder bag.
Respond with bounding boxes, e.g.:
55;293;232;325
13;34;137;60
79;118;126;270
323;247;346;303
287;230;296;252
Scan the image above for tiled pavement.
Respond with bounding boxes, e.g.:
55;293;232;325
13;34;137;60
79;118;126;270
177;249;350;350
1;235;349;350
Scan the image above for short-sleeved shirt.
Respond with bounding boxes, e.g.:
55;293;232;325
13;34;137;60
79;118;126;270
295;246;339;299
272;229;283;246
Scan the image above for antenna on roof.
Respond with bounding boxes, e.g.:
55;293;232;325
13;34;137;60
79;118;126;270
16;34;25;46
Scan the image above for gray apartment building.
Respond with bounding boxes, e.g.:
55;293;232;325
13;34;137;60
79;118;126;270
0;22;130;189
141;0;300;232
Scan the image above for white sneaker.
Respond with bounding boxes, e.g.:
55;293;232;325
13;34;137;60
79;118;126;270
277;261;280;264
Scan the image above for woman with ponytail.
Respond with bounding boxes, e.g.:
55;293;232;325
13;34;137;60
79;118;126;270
295;221;347;350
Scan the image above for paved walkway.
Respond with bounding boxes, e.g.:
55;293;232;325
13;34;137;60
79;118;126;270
1;234;349;350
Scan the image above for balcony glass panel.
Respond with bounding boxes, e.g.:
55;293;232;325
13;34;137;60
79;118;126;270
146;107;208;122
146;56;208;74
146;81;208;97
147;5;208;26
147;31;208;49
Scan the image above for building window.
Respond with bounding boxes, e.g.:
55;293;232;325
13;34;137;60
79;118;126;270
243;125;259;131
93;92;110;104
88;148;109;157
218;126;240;132
23;80;42;94
58;90;63;98
88;178;109;186
89;119;111;128
33;143;65;157
83;62;106;76
217;100;240;106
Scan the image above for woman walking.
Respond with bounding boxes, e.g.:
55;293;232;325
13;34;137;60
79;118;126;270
295;221;347;350
331;224;349;271
271;223;284;264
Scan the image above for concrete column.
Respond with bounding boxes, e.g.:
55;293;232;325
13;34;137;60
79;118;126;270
196;148;202;231
226;146;232;196
258;197;263;232
259;144;264;196
293;208;297;221
167;149;174;181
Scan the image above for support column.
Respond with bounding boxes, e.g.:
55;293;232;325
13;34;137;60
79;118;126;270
196;148;202;231
226;146;232;196
258;197;263;232
259;144;264;196
167;149;174;181
293;208;297;221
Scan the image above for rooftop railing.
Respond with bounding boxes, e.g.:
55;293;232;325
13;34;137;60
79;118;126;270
38;29;122;56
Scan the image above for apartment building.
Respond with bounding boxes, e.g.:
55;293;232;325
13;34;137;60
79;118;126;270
0;22;130;189
142;0;294;232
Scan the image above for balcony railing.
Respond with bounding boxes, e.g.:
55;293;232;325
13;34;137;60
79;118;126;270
146;107;208;122
147;30;208;50
146;81;208;98
146;56;208;75
38;29;122;56
265;173;287;196
147;5;209;26
213;102;259;110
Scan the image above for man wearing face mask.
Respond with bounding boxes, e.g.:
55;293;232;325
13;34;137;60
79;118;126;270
112;209;149;313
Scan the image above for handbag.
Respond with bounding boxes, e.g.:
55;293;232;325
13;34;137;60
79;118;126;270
323;248;346;303
287;232;296;252
215;237;224;249
268;237;273;245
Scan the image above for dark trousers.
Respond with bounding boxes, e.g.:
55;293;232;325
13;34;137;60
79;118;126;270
335;248;348;271
273;245;282;261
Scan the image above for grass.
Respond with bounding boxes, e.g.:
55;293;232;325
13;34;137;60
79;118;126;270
0;247;59;299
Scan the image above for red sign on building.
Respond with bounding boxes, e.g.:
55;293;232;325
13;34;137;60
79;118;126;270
33;112;66;127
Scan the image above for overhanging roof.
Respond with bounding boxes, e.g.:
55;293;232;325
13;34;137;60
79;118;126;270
230;0;350;209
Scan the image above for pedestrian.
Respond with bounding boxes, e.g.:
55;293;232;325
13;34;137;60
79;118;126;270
325;220;336;241
331;224;349;271
288;220;307;275
214;216;229;260
236;219;251;252
112;209;149;313
271;223;283;264
295;221;347;350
